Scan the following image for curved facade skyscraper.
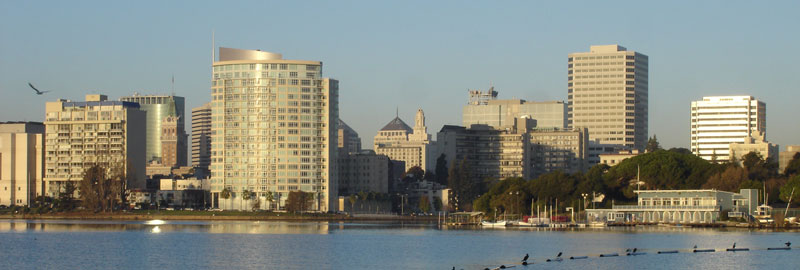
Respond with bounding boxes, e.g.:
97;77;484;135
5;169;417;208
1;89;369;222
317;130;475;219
210;47;338;212
120;94;186;166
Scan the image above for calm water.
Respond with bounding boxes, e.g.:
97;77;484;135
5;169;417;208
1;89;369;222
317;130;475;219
1;219;799;270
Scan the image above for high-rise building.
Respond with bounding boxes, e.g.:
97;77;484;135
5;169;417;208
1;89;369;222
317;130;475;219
463;88;567;129
337;119;361;156
338;150;390;195
568;45;649;150
0;122;45;206
690;96;766;162
436;118;588;180
191;102;212;171
120;94;186;166
210;47;338;212
728;132;778;164
43;95;146;195
160;115;185;167
374;109;433;172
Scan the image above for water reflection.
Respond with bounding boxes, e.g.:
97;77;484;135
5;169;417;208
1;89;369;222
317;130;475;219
0;219;332;234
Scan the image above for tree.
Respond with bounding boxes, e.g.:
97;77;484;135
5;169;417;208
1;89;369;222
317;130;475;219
265;191;275;211
780;175;800;204
348;194;357;215
220;188;231;210
285;191;313;213
646;135;661;153
403;166;425;180
703;166;748;192
57;181;78;211
79;164;126;212
448;158;484;211
241;190;252;211
435;153;449;185
419;196;431;213
251;195;261;211
741;152;778;181
784;153;800;176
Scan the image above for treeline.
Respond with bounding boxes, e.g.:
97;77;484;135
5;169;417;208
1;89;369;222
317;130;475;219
458;148;800;216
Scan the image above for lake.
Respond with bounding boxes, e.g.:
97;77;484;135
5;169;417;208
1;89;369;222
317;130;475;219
1;219;798;270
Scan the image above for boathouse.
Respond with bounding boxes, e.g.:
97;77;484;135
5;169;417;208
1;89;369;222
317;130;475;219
586;189;759;223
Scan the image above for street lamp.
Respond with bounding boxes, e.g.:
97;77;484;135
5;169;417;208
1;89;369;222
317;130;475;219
581;193;589;223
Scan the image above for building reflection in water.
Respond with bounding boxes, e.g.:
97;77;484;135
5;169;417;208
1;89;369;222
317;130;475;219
0;220;331;234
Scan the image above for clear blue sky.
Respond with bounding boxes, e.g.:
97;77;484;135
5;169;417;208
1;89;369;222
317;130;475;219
2;0;798;150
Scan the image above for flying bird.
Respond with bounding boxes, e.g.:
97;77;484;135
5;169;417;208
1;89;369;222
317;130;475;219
28;83;50;95
522;253;529;262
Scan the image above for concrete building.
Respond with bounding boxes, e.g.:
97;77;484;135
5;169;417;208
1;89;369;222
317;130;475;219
338;119;361;156
210;47;338;212
586;189;759;224
436;117;588;180
780;145;800;174
338;150;390;194
191;102;212;171
160;115;185;168
690;96;766;162
599;149;641;166
462;88;567;129
568;45;649;150
0;122;45;206
44;95;147;195
728;132;779;164
120;94;186;166
374;109;433;172
528;127;589;177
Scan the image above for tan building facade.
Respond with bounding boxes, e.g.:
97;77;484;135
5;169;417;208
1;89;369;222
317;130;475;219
374;109;433;172
599;149;641;166
191;102;212;171
690;96;766;162
568;45;649;150
780;145;800;173
0;122;45;206
463;88;567;129
43;95;147;195
728;133;779;164
210;47;338;212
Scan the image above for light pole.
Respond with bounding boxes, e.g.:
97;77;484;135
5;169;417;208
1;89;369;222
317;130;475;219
581;193;588;223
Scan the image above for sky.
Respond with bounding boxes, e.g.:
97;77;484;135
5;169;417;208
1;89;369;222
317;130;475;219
1;0;799;151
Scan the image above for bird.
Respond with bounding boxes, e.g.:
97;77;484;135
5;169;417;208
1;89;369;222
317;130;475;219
522;253;529;262
693;245;697;249
625;248;631;252
786;241;791;247
732;243;736;249
557;252;562;258
633;248;637;253
28;83;50;95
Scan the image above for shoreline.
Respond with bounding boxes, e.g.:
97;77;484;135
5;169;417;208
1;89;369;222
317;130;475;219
0;213;440;222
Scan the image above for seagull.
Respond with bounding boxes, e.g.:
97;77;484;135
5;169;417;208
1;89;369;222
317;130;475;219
557;252;562;258
786;241;791;247
625;248;631;252
732;243;736;249
693;245;697;249
523;253;529;262
28;83;50;95
633;248;637;253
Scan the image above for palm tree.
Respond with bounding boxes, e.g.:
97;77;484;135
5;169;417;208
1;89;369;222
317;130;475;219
265;191;275;211
220;188;232;210
241;190;252;211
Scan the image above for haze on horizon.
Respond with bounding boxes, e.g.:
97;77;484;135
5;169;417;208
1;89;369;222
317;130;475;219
1;0;799;151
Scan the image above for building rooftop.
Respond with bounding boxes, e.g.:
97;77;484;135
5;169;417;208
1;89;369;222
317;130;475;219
380;117;412;132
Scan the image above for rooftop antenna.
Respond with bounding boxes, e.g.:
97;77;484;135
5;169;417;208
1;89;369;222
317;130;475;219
396;107;399;118
171;74;175;96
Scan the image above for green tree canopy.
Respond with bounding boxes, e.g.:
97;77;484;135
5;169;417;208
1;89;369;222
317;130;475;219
784;153;800;177
780;175;800;203
646;135;662;153
703;165;748;192
285;191;313;213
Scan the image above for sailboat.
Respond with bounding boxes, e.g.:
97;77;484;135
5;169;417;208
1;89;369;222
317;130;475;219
753;184;773;223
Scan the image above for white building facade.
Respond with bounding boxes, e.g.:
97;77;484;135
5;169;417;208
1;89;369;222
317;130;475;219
690;96;766;162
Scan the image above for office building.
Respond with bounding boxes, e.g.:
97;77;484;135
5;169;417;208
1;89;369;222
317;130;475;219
210;47;338;212
374;109;433;172
160;115;185;167
338;150;390;194
568;45;649;150
728;132;778;164
437;117;587;180
463;87;567;129
599;149;640;166
0;122;44;206
690;96;766;162
120;94;186;166
44;94;146;195
191;102;212;171
338;119;361;156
